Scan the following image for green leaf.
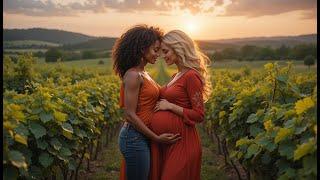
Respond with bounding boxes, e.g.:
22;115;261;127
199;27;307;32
19;148;32;165
302;155;317;175
294;126;308;135
276;159;290;174
274;128;293;144
283;168;296;178
284;119;295;128
61;123;73;134
29;122;47;139
31;108;42;115
36;139;49;150
290;84;301;96
249;124;263;137
278;141;295;160
39;112;53;123
50;138;62;151
294;139;316;161
14;124;30;136
276;75;288;83
54;111;68;122
236;137;251;147
265;142;277;152
244;144;260;159
62;130;73;140
75;129;87;138
60;147;72;157
14;134;28;146
39;152;54;168
261;152;271;164
246;114;258;123
8;150;27;169
3;166;19;180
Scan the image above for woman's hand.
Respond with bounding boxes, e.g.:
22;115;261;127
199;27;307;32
156;133;181;144
154;99;172;112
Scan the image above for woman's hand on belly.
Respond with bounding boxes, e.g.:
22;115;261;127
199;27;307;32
154;99;174;112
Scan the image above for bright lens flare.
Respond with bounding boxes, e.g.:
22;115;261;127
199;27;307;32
181;14;200;38
186;22;196;33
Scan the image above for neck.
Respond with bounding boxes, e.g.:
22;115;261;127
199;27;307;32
136;59;147;71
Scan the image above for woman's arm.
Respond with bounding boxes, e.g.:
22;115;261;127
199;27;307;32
123;70;181;143
154;72;204;126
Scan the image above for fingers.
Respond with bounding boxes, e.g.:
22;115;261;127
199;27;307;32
170;136;182;143
162;133;181;144
171;133;180;139
154;103;159;112
170;134;181;142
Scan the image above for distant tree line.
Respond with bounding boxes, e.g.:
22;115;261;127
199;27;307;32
4;44;56;49
44;48;110;62
210;44;317;61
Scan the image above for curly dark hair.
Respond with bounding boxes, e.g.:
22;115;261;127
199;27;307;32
112;24;164;79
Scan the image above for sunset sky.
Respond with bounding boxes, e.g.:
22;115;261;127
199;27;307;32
3;0;317;40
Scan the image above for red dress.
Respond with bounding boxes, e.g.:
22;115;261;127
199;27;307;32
150;69;204;180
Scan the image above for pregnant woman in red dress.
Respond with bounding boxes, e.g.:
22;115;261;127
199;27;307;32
150;30;212;180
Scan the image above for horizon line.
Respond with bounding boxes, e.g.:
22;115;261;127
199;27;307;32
3;27;317;42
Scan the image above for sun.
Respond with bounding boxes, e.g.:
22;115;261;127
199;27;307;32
181;14;200;37
186;22;196;34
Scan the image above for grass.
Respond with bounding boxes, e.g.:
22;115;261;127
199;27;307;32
4;49;48;53
4;40;60;47
78;135;122;180
33;58;114;75
30;58;317;82
198;125;230;180
78;125;232;180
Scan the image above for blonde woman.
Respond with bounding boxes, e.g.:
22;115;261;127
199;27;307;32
150;30;212;180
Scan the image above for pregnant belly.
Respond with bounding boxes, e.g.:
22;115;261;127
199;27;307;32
150;111;183;135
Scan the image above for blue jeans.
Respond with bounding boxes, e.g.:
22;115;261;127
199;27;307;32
118;124;150;180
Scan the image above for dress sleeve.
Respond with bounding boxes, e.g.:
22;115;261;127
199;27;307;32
182;71;205;126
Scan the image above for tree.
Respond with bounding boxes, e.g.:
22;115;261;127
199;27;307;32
240;45;259;61
275;45;290;60
212;51;223;61
221;48;240;60
258;46;275;60
82;50;97;59
98;60;105;65
45;48;63;62
304;55;316;70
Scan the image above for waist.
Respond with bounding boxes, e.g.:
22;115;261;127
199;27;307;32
121;122;149;139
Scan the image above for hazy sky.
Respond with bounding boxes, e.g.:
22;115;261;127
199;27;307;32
3;0;317;40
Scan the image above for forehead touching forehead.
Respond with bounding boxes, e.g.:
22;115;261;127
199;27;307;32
153;40;160;48
161;42;171;50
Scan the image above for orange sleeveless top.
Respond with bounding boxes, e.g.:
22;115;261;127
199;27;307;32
119;73;160;180
119;73;160;127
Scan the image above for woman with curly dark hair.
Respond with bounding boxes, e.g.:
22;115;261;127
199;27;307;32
113;24;181;180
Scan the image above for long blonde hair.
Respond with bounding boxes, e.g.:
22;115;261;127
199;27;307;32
162;30;212;102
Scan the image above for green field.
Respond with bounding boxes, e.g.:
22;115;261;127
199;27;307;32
34;58;317;76
4;49;48;53
4;40;60;47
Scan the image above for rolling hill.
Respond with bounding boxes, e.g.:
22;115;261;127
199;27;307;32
3;28;316;52
3;28;96;45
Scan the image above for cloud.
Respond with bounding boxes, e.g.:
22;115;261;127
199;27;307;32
222;0;317;19
3;0;229;16
3;0;317;19
3;0;107;16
